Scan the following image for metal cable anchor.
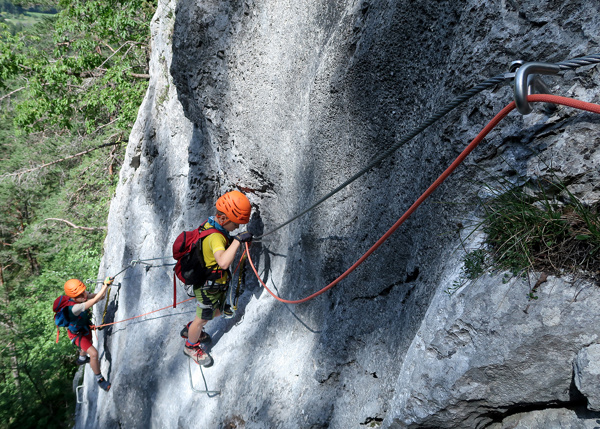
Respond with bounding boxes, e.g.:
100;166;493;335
511;60;560;114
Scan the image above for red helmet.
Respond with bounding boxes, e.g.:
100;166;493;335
64;279;86;298
216;191;251;224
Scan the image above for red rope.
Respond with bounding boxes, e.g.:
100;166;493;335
91;297;196;329
86;95;600;324
93;254;249;331
246;94;600;304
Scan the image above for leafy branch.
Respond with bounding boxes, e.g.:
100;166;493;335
0;0;155;133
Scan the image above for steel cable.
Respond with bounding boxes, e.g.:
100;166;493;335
256;54;600;239
247;94;600;304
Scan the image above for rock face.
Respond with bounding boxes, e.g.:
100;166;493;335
75;0;600;428
574;344;600;413
386;271;600;429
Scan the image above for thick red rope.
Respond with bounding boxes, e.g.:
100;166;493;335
85;95;600;327
246;94;600;304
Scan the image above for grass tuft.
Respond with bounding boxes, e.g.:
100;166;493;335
479;177;600;280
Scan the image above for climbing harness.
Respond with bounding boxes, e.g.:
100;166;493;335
246;94;600;304
256;54;600;239
187;359;220;396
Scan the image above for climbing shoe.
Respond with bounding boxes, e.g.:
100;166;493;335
179;323;211;343
97;376;111;392
223;304;234;319
76;356;90;366
183;343;213;367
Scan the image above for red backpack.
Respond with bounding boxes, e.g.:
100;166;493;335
171;220;229;306
52;295;75;343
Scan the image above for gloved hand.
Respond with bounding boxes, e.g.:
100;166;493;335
103;276;114;286
234;231;253;243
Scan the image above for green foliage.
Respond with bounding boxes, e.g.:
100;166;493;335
0;242;101;429
446;249;487;295
0;0;154;426
0;117;114;427
481;178;600;277
452;173;600;294
450;172;599;298
0;0;154;132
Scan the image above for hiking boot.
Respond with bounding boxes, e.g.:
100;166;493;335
97;376;111;392
183;343;213;367
223;304;234;319
76;356;90;366
179;324;211;343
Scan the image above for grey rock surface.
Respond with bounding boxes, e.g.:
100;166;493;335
574;344;600;412
75;0;600;427
487;407;600;429
385;269;600;428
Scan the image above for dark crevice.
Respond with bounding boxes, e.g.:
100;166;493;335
400;285;414;305
318;371;340;385
528;19;548;28
352;267;420;301
480;375;595;427
130;155;141;170
378;283;395;297
360;416;383;426
406;267;420;283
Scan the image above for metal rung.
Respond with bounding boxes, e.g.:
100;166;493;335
188;358;221;396
76;385;87;404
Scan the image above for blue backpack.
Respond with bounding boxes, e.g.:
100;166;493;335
52;295;75;343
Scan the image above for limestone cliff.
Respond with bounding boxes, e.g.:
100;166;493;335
75;0;600;427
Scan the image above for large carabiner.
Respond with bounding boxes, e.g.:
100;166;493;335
512;61;560;114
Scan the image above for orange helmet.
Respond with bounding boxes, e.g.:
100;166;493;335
216;190;251;224
64;279;86;298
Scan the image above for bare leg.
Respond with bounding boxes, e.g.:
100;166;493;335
87;345;100;375
187;316;207;344
187;310;221;344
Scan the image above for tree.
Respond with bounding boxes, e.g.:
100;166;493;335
1;0;154;133
0;1;155;426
